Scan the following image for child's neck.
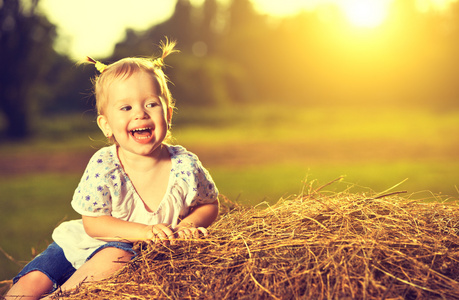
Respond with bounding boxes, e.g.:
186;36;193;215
117;145;169;173
116;144;172;212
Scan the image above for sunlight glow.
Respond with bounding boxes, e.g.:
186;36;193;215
416;0;458;12
252;0;393;28
339;0;391;28
252;0;458;17
251;0;319;16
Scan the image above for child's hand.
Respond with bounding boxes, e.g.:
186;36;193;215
149;223;176;245
174;222;209;240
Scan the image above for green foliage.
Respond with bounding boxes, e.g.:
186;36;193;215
168;54;251;106
0;0;57;139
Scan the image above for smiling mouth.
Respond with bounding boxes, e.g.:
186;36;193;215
130;127;152;140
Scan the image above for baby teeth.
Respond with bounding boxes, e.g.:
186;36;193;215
131;127;151;132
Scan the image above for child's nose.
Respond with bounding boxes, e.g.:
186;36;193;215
134;107;148;119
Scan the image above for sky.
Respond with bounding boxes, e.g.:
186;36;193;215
38;0;458;59
38;0;177;59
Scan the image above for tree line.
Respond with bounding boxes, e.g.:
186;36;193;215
1;0;459;139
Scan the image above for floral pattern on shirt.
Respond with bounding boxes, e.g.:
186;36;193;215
71;144;218;218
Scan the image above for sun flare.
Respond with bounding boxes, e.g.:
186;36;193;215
338;0;391;28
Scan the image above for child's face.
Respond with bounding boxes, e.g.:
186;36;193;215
97;71;172;157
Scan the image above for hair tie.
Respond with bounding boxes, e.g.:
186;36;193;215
85;56;107;73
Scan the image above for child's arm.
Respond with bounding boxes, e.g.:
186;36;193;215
174;201;219;238
82;201;218;243
82;215;174;243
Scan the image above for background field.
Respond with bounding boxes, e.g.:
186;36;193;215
1;103;458;282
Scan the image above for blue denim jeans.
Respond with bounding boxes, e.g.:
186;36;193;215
13;241;136;292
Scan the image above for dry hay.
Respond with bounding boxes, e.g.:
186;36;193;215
54;186;459;300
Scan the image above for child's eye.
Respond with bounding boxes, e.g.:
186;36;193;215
146;102;159;108
120;106;132;111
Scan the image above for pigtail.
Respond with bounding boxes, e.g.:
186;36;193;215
81;56;108;73
153;38;179;68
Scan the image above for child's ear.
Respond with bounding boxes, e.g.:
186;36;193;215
167;107;173;124
97;115;112;138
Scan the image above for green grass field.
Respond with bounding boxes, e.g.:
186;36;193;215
174;104;459;202
1;103;458;283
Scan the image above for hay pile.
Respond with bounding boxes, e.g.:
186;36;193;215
56;186;459;299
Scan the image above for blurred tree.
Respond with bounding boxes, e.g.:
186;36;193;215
112;0;196;59
41;55;95;114
0;0;56;139
217;0;275;99
110;0;253;107
199;0;219;53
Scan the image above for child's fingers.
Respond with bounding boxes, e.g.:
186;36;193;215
152;224;176;245
176;229;188;239
176;227;208;239
196;227;209;237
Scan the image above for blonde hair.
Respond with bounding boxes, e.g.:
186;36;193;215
85;39;178;144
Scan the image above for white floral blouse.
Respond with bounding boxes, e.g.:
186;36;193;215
52;144;218;268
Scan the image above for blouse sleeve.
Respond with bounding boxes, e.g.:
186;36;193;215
183;159;219;208
71;154;113;217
